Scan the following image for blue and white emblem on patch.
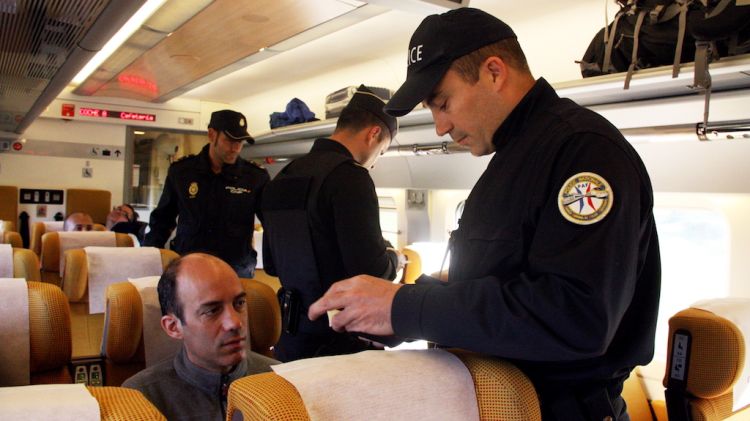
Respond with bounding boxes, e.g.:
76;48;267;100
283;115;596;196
558;172;613;225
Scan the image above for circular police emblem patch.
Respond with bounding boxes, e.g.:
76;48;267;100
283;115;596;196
188;182;199;198
558;172;613;225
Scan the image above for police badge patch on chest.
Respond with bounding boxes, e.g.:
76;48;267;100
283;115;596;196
188;182;198;198
558;172;613;225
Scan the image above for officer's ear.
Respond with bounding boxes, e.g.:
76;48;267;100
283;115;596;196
366;125;382;146
208;128;219;143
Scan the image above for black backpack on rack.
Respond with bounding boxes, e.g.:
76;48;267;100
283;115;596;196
579;0;698;87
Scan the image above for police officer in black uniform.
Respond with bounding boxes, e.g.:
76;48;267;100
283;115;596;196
261;85;403;362
144;110;269;278
309;9;661;421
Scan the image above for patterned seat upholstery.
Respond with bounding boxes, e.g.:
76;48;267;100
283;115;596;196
28;281;73;384
88;386;167;420
664;298;750;420
103;277;281;386
228;350;541;421
12;247;41;281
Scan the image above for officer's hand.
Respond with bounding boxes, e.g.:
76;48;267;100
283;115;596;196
309;275;401;336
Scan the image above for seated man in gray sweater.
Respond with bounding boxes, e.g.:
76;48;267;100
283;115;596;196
123;253;278;420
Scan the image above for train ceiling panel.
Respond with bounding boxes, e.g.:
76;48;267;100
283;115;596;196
74;0;367;103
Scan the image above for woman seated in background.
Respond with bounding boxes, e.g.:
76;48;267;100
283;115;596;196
106;203;147;244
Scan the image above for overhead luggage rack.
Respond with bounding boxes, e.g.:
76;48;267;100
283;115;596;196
554;53;750;106
246;54;750;161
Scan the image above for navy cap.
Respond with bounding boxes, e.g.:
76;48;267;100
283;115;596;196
345;84;399;139
384;8;517;117
208;109;254;144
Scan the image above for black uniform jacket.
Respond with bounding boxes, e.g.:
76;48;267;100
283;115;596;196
144;144;269;268
262;138;397;360
264;138;396;290
392;79;661;388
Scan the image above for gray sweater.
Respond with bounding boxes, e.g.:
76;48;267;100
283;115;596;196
122;347;278;420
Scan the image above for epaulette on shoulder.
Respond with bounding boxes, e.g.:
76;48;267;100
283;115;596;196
247;159;266;170
172;154;196;164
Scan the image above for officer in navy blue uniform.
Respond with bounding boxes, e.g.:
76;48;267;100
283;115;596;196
144;110;269;278
309;9;661;421
261;85;403;362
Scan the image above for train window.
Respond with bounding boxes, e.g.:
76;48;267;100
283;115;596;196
652;204;730;360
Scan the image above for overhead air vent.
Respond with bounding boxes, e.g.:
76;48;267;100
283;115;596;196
0;0;146;135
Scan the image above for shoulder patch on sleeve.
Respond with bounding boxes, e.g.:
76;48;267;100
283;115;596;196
558;172;613;225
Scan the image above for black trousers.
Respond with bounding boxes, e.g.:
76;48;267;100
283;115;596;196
537;376;630;421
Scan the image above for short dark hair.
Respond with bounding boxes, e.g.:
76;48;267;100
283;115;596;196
158;257;186;321
450;38;530;84
335;106;390;142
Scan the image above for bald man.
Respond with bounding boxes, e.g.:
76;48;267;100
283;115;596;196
63;212;93;231
122;253;278;421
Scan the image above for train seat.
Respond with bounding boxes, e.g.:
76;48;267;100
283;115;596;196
227;349;540;421
2;231;22;248
62;247;176;305
1;244;40;280
102;276;281;386
0;280;72;386
40;231;132;287
664;298;750;420
66;188;112;226
400;246;422;284
30;221;64;256
10;246;41;281
0;383;166;421
252;268;282;293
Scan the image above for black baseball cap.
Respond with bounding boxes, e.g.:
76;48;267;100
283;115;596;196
345;84;399;139
384;8;517;117
208;109;254;144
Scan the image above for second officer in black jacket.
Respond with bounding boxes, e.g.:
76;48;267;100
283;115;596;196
261;85;403;362
144;110;269;278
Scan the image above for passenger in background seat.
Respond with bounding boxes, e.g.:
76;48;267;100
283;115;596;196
63;212;94;231
143;110;269;277
122;253;278;421
261;85;405;362
309;8;661;421
106;203;147;243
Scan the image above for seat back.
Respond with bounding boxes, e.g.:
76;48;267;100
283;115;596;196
2;230;22;248
62;248;177;304
66;189;111;225
228;349;540;421
30;221;64;256
40;231;133;287
400;246;422;284
13;248;41;281
252;268;282;293
0;186;18;229
0;281;72;384
103;277;281;386
664;298;750;421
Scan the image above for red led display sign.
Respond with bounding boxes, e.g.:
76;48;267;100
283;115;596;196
79;107;156;122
